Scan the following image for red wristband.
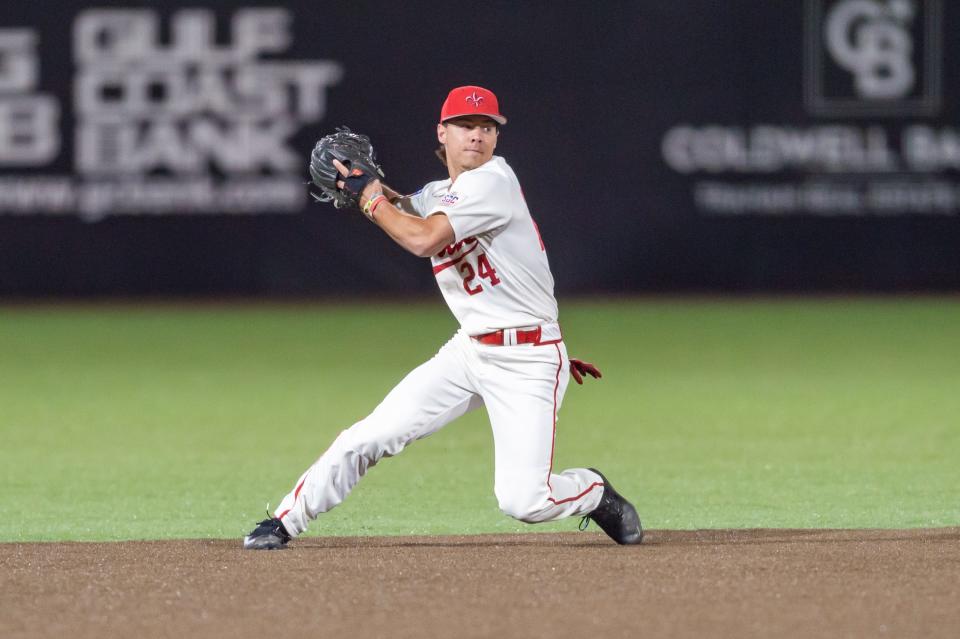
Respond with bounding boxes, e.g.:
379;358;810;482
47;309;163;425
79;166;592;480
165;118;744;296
370;195;388;215
363;193;387;219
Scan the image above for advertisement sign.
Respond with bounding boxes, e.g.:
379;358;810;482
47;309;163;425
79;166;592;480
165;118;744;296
662;0;960;218
1;8;340;221
1;1;957;295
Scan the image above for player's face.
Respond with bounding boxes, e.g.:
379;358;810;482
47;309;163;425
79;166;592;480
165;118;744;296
437;116;499;171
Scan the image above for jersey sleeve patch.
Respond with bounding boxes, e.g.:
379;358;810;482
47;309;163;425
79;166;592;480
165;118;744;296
440;192;463;206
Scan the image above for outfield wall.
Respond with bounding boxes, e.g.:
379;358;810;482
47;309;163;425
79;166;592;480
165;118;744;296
1;1;959;296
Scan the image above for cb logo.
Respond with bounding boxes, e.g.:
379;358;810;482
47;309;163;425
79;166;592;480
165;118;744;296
826;0;915;100
804;0;941;116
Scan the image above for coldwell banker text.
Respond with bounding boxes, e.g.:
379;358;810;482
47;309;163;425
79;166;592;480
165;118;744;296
662;124;960;216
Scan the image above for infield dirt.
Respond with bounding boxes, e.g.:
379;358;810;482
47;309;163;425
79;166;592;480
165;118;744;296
3;528;959;638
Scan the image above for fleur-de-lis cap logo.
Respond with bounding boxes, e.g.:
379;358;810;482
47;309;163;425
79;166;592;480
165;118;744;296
465;91;485;108
440;86;507;125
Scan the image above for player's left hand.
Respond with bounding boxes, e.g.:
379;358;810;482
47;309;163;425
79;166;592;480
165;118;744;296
333;159;382;208
569;358;602;384
308;126;384;209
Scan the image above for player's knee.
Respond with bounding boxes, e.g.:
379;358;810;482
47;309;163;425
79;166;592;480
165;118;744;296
496;487;549;523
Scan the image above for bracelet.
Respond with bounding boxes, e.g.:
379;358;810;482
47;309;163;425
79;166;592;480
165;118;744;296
371;194;388;215
363;193;387;218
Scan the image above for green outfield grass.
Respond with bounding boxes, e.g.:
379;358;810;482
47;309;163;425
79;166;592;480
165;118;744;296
1;298;958;542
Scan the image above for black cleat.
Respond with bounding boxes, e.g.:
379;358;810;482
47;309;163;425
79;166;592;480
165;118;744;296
581;468;643;545
243;517;291;550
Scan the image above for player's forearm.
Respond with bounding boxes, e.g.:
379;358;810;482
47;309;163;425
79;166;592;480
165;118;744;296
369;201;450;258
380;184;403;203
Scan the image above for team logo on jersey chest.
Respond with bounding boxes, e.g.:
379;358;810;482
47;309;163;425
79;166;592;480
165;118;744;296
436;237;477;259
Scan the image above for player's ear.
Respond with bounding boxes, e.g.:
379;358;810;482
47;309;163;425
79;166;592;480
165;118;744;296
437;123;446;144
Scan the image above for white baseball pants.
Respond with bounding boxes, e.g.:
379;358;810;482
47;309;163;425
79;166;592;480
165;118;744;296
274;326;604;538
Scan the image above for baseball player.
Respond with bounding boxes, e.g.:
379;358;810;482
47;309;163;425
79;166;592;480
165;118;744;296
244;85;642;549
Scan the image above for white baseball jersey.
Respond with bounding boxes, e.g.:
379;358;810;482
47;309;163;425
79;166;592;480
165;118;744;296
404;156;558;335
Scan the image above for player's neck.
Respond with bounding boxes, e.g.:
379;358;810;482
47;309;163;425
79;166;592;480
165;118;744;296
448;157;492;183
448;166;465;183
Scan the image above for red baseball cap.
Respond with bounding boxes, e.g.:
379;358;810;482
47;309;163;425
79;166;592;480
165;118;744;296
440;85;508;125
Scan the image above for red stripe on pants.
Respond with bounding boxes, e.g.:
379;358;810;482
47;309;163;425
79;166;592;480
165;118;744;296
277;477;306;521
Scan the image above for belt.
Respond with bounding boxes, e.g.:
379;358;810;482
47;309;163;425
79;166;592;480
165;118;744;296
472;326;542;346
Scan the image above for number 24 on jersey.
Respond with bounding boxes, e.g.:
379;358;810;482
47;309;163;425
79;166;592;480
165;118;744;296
458;253;500;295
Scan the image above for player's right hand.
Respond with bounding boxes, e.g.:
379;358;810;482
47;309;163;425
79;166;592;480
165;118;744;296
570;358;602;385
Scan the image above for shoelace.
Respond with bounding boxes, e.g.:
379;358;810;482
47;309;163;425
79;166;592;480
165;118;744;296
260;509;291;541
580;492;624;532
579;480;627;532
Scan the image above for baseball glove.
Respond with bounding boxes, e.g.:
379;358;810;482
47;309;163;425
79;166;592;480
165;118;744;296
309;127;385;209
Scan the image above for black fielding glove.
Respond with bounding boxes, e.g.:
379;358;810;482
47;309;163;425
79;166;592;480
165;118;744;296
309;126;385;209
